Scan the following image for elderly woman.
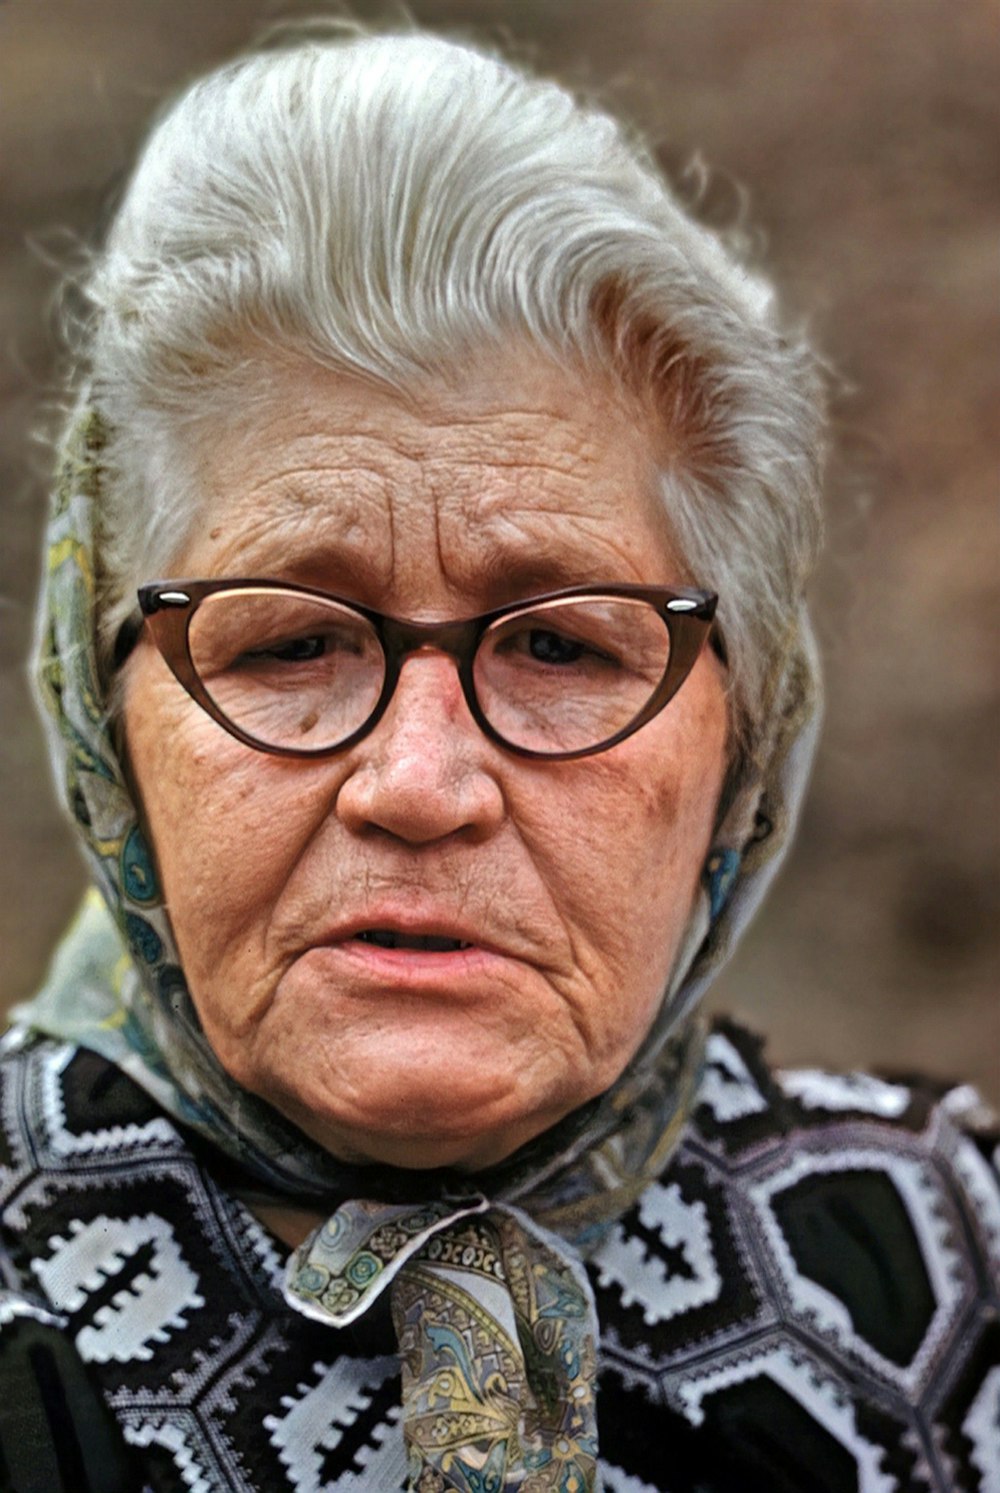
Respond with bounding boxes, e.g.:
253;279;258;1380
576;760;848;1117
1;27;996;1493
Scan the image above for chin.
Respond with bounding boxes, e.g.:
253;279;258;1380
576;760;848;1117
255;1049;581;1173
225;997;598;1171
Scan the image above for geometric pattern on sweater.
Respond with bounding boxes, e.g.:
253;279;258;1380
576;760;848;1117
0;1022;997;1493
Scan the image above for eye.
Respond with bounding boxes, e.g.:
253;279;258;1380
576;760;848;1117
234;624;372;669
527;629;590;665
251;634;328;663
504;624;619;670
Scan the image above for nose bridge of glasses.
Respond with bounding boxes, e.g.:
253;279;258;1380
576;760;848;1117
379;614;480;672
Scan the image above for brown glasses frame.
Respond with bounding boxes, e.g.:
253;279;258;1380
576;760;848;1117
129;578;718;762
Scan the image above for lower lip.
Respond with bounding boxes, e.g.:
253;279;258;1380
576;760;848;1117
304;939;515;990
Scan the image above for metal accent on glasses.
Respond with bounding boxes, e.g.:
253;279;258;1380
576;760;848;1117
134;578;718;761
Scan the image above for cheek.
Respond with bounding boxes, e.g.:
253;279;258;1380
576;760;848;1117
557;760;711;951
528;671;728;1020
124;667;320;994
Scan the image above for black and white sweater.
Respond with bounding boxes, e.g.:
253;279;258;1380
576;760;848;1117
0;1022;996;1492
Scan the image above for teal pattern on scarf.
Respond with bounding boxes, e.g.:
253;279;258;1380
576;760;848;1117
15;405;821;1491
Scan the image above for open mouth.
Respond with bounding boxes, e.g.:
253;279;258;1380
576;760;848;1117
355;930;473;952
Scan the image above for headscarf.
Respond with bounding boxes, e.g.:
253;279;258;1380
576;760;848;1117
14;405;820;1491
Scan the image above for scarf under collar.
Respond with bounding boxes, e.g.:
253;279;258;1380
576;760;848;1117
16;408;820;1491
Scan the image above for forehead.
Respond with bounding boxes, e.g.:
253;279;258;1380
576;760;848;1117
179;351;683;612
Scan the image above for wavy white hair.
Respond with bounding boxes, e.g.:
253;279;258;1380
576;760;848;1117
69;27;825;767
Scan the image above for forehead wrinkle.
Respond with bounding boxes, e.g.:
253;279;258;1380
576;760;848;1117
409;438;675;605
427;505;676;608
424;462;640;546
388;387;627;473
186;353;674;609
425;432;617;483
190;474;394;588
441;457;671;549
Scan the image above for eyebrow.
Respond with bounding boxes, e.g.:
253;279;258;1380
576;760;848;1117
214;528;642;607
474;551;633;609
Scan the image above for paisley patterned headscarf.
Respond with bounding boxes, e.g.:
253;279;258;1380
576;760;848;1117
15;405;820;1491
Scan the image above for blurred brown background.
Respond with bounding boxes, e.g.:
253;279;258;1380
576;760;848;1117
1;0;997;1100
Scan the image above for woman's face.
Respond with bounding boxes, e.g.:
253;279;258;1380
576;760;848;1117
124;352;729;1171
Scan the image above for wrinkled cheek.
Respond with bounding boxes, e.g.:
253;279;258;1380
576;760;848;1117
130;754;277;1002
567;755;720;1012
534;792;670;1017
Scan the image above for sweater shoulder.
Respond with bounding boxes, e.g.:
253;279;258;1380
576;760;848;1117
591;1019;999;1493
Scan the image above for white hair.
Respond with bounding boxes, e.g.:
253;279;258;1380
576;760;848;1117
69;27;825;766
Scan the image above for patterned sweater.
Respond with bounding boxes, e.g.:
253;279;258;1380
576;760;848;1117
0;1021;996;1493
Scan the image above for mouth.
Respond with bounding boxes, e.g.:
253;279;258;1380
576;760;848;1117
305;916;514;991
354;929;474;953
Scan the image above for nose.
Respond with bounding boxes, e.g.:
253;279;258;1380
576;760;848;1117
335;651;506;844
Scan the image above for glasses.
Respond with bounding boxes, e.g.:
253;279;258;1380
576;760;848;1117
131;579;718;761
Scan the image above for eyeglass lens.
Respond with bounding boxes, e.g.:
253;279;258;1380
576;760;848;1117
187;588;673;755
476;596;670;753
